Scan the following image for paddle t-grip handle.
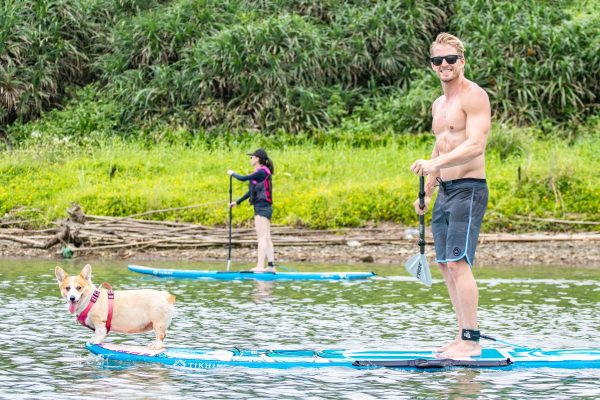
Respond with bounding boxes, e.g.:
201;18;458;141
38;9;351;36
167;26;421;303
418;176;425;255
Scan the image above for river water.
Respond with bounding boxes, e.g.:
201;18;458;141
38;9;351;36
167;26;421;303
1;259;599;399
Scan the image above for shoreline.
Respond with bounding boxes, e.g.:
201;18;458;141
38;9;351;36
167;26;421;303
2;227;598;267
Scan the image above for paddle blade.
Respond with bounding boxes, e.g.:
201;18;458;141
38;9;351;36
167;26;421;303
404;254;432;286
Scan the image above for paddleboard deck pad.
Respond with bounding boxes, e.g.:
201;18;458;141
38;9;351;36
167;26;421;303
86;344;600;370
128;264;376;281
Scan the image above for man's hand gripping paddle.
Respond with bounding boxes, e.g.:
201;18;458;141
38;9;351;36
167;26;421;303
404;176;433;286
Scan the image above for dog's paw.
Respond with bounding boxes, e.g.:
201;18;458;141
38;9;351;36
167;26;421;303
90;336;104;345
148;342;165;350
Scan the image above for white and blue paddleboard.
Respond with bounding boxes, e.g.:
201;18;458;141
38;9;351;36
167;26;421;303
127;264;376;281
87;343;600;370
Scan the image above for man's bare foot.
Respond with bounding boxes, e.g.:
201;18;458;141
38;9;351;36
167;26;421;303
438;340;481;359
436;337;460;353
250;266;265;272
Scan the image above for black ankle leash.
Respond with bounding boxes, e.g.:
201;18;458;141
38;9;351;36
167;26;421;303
461;329;481;342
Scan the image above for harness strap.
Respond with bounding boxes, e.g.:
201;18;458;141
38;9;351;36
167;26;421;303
102;283;114;333
461;329;481;342
77;290;100;329
76;283;114;333
436;177;446;192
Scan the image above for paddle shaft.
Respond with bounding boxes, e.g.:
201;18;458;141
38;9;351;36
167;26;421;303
418;176;425;255
227;175;232;270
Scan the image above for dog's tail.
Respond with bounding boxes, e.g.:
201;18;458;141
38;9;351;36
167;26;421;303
166;292;176;304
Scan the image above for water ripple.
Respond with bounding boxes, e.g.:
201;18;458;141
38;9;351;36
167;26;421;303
0;260;599;399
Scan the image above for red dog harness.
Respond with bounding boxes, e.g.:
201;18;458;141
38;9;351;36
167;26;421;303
77;282;114;332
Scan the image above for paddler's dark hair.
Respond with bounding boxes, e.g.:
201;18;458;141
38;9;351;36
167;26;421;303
261;156;274;175
249;148;275;175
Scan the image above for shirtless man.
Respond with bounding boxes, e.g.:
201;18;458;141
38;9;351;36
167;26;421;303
410;33;491;359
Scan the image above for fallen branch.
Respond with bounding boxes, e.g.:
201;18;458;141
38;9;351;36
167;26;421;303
0;204;598;257
0;234;44;247
479;233;600;242
514;216;600;226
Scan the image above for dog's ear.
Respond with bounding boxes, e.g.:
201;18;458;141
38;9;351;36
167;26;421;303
80;264;92;282
55;266;67;284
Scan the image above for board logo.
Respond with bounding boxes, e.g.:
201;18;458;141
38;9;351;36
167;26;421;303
173;360;187;367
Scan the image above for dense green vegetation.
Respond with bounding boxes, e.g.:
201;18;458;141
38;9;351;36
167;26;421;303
1;124;598;230
2;0;598;139
0;0;167;130
0;1;598;231
451;0;599;126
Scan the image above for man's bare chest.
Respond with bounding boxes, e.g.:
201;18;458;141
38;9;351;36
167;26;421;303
432;101;467;134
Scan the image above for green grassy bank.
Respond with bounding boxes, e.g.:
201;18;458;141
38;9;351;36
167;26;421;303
2;126;598;231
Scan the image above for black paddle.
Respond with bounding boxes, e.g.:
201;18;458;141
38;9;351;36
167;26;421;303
227;175;232;271
404;175;433;286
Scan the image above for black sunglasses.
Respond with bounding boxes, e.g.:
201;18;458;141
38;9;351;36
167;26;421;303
430;55;463;66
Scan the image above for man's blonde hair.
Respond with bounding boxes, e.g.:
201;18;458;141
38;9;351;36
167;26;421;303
430;33;465;56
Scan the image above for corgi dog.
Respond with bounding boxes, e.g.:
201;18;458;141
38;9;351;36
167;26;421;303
55;264;175;349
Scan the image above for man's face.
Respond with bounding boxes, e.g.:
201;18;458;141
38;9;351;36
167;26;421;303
431;44;464;82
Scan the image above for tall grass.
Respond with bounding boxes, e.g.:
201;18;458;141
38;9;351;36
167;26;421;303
103;0;449;133
89;0;600;133
0;1;92;124
487;134;599;231
0;0;167;131
451;0;600;127
2;0;598;142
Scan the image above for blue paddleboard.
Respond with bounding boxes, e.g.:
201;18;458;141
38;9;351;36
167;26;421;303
127;264;376;281
87;343;600;370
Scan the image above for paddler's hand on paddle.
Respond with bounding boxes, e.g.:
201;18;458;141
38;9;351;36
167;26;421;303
413;197;431;215
229;202;237;208
227;169;235;176
410;159;439;176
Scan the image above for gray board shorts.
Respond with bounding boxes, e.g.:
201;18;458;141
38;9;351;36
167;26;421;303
431;178;488;267
253;202;273;220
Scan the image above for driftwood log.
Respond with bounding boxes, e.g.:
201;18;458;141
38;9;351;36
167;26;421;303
0;204;598;256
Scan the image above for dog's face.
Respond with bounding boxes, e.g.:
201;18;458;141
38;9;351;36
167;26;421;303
55;264;93;314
